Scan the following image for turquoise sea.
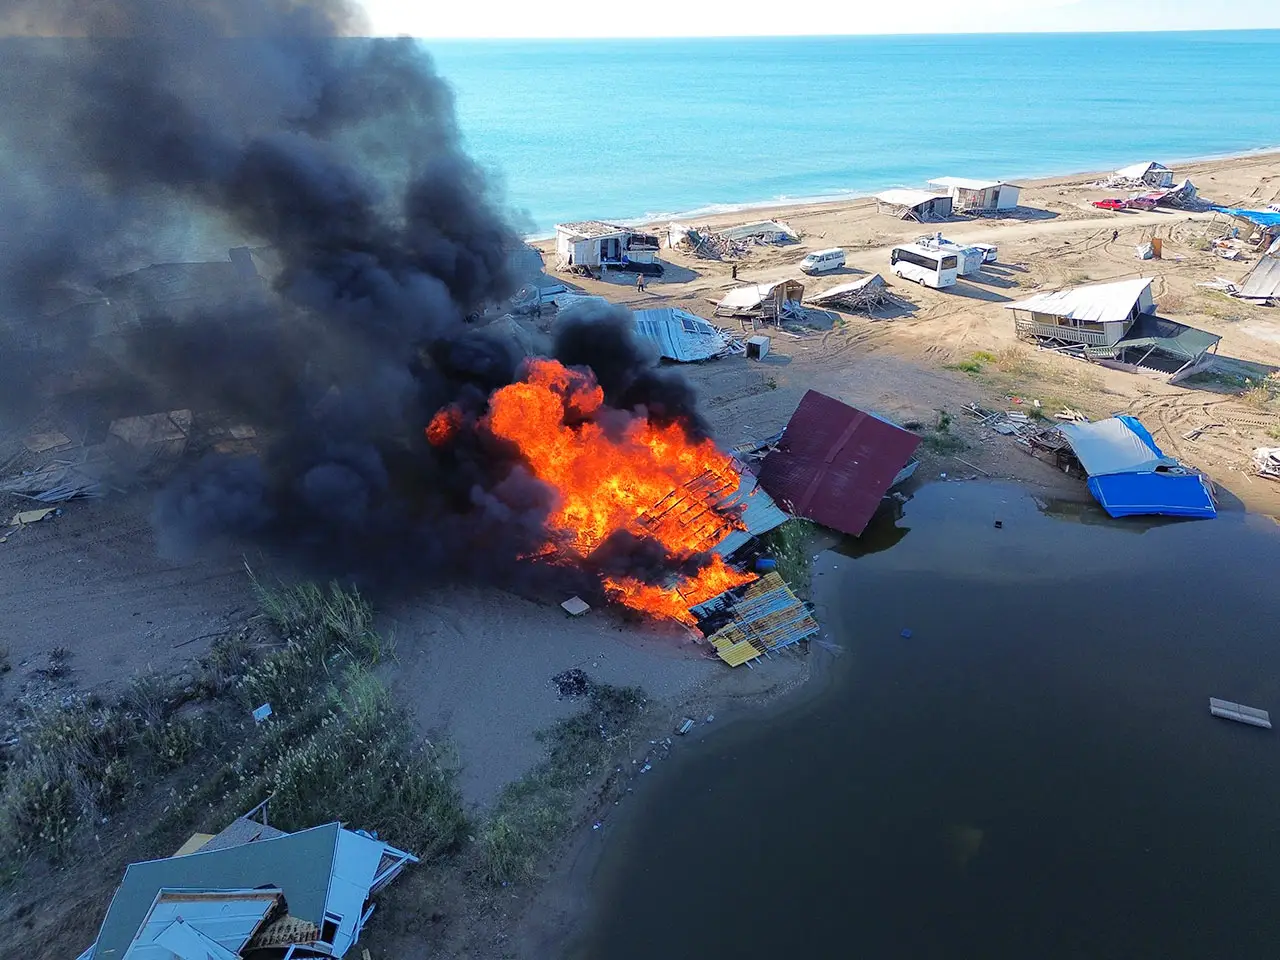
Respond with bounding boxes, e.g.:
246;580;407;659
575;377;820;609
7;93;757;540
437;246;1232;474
427;31;1280;234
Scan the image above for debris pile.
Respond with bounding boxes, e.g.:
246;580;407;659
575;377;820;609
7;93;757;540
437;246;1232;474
806;274;912;316
1253;447;1280;481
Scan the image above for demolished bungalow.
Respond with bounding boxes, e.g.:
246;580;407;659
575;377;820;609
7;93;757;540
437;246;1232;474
1112;162;1175;188
758;390;921;537
632;307;740;362
1007;277;1220;378
1213;207;1280;250
554;221;661;272
76;805;417;960
875;189;954;222
1056;416;1216;519
926;177;1021;214
713;278;806;322
692;572;820;668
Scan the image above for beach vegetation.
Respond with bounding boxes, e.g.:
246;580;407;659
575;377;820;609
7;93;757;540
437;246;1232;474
0;575;464;883
759;518;819;588
478;680;646;885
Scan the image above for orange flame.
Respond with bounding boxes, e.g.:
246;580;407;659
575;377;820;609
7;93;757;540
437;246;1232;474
434;358;755;622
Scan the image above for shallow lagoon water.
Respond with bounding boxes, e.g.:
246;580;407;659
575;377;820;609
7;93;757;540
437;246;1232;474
582;483;1280;958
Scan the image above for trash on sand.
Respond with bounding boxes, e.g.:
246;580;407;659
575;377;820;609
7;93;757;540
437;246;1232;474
252;703;273;724
552;668;590;699
705;714;715;723
746;335;771;360
900;628;913;639
561;595;591;616
676;718;695;735
10;507;58;526
993;520;1003;529
592;821;602;830
640;763;652;774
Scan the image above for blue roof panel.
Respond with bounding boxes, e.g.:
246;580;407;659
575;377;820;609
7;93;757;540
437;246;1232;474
1087;473;1217;519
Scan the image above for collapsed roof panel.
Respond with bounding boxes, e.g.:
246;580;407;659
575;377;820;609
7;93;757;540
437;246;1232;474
757;390;921;537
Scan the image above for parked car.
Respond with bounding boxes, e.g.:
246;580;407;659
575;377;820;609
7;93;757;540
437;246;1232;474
971;242;998;264
1126;196;1158;211
1092;198;1129;211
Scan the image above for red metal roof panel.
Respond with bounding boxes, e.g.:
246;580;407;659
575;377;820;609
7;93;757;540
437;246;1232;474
757;390;921;537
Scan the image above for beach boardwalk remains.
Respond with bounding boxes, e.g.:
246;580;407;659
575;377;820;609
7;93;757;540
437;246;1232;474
757;390;922;537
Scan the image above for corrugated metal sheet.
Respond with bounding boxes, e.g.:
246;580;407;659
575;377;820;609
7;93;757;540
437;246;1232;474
806;275;885;304
1239;256;1280;300
1006;277;1153;325
720;220;798;242
707;572;818;666
632;307;732;362
757;390;922;537
876;188;947;207
121;890;279;960
714;470;789;556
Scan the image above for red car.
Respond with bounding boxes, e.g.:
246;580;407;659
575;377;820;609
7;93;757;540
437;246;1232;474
1092;198;1129;211
1126;196;1158;211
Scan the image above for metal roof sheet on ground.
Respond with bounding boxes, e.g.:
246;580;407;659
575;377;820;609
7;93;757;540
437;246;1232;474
92;823;341;960
1238;256;1280;300
1113;313;1222;360
632;307;731;362
713;469;790;556
928;176;1006;191
704;572;819;666
876;189;948;207
1006;277;1153;325
555;220;629;239
757;390;922;537
720;220;797;242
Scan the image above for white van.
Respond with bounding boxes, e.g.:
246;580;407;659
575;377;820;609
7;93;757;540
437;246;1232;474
799;248;846;274
972;242;998;264
889;243;959;289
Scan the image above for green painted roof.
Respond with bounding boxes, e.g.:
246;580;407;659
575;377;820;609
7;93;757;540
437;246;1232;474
1118;313;1222;361
94;822;340;960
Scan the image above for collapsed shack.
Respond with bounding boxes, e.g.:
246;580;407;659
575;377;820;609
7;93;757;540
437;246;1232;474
874;189;954;222
1254;447;1280;481
1212;207;1280;251
76;803;417;960
712;278;807;327
666;220;798;260
1105;162;1175;190
805;274;912;317
690;572;819;668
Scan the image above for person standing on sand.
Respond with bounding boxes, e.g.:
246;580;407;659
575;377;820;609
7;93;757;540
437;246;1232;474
636;273;646;293
1112;229;1119;243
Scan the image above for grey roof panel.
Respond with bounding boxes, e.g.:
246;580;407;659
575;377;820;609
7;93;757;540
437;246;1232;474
94;823;341;960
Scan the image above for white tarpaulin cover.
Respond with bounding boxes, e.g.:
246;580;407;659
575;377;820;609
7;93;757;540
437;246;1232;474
1056;417;1172;475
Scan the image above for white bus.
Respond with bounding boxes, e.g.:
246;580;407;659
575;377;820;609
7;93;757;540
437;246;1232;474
889;243;959;289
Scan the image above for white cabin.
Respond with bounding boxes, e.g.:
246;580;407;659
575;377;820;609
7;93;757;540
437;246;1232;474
554;220;660;269
927;177;1021;214
1006;277;1156;347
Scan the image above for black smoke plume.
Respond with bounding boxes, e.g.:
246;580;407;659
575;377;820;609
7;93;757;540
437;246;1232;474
0;2;711;590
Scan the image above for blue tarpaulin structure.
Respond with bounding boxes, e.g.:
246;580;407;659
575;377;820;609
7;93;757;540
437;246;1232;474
1057;416;1216;519
1213;207;1280;229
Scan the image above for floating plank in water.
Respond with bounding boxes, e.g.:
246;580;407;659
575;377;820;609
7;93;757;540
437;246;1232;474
1209;697;1272;729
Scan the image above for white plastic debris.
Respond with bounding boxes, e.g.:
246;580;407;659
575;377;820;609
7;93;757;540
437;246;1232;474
561;596;590;616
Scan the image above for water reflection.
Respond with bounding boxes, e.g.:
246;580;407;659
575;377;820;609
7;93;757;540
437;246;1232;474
583;482;1280;960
